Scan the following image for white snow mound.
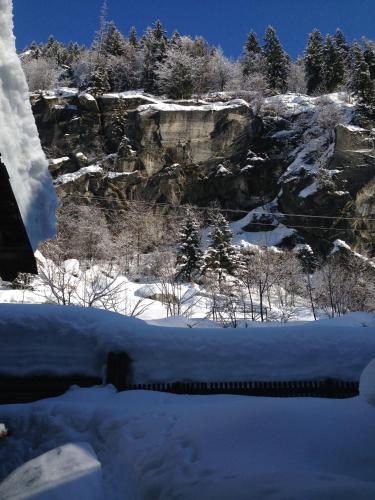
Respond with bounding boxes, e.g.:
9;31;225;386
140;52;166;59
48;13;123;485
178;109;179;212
0;0;57;248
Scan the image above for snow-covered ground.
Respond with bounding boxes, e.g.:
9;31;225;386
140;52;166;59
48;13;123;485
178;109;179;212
0;0;56;248
1;384;375;499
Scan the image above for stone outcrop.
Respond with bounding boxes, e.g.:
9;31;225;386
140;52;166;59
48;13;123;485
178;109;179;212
30;90;375;255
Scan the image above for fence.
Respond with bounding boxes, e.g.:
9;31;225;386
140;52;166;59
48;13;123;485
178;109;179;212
0;351;360;404
122;379;359;399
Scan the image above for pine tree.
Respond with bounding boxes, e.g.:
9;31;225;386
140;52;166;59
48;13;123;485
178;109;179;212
201;213;237;284
129;26;138;47
348;42;374;104
109;98;128;148
263;26;289;93
304;29;325;94
242;31;261;76
333;28;349;59
176;215;202;282
142;20;168;94
170;31;182;47
324;35;345;92
102;22;126;56
88;65;110;96
363;41;375;80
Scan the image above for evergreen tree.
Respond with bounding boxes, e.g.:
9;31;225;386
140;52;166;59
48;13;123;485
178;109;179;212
263;26;289;93
110;98;128;147
129;26;138;47
88;65;110;96
304;29;325;94
333;28;349;59
363;41;375;80
242;30;261;76
176;215;202;282
324;35;345;92
170;31;182;47
142;20;168;94
348;42;374;104
102;22;126;56
201;213;237;284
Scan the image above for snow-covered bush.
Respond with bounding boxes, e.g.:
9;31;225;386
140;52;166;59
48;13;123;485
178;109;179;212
22;57;62;91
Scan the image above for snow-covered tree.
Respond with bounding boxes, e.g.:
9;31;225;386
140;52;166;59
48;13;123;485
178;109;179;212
334;28;349;60
263;26;289;93
324;34;345;92
176;214;202;282
155;44;194;98
87;64;110;96
287;58;306;93
348;42;374;104
208;47;236;91
22;57;62;91
142;20;168;94
101;22;127;57
304;29;325;94
242;30;262;76
129;26;138;47
201;213;237;284
363;40;375;80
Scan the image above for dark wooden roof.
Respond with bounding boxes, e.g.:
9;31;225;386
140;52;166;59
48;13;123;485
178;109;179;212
0;157;37;281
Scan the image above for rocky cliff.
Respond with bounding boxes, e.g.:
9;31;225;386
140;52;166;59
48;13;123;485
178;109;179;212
30;89;375;255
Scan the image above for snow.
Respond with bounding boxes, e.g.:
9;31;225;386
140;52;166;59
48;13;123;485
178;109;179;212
1;387;375;499
263;92;353;118
79;92;96;102
0;304;375;382
360;357;375;407
55;165;104;185
343;124;367;132
331;239;375;268
138;99;249;113
49;156;70;165
230;203;296;247
298;181;319;198
0;0;57;248
0;442;102;500
100;90;160;104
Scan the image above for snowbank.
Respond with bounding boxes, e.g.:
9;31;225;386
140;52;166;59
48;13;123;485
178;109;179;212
0;304;375;382
0;0;57;248
1;387;375;499
0;442;102;500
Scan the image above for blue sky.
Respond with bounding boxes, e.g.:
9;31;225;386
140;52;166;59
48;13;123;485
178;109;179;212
13;0;375;59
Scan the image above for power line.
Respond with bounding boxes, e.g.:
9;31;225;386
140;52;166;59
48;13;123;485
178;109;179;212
62;194;375;223
58;198;375;234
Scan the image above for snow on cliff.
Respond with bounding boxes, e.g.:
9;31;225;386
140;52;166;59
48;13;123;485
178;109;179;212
0;0;57;248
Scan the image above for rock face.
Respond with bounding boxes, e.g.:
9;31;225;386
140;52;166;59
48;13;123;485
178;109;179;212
30;90;375;255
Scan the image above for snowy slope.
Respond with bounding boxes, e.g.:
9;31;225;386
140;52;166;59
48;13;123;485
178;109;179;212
0;0;57;248
0;304;374;382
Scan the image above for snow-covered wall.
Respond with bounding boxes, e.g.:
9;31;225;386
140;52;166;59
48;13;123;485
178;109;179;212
0;0;57;248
